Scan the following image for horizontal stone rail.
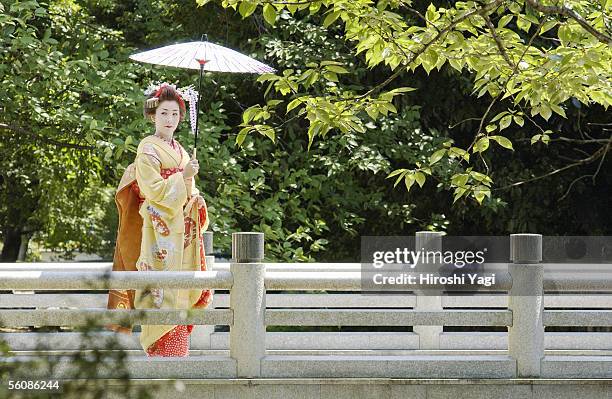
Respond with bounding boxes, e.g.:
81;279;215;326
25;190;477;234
543;275;612;291
2;267;609;291
264;271;515;291
0;292;419;309
2;261;608;272
0;309;233;327
0;261;362;272
264;271;363;290
264;309;512;326
1;269;609;293
3;292;612;310
0;270;232;290
543;310;612;326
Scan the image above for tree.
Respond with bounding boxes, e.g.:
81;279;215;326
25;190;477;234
206;0;611;205
0;0;144;260
1;0;453;262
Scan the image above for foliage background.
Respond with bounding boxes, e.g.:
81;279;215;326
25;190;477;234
0;0;610;263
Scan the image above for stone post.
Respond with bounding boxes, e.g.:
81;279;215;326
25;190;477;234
508;233;544;377
229;232;265;377
413;231;444;349
190;232;216;350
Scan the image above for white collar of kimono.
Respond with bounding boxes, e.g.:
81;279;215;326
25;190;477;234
149;135;185;168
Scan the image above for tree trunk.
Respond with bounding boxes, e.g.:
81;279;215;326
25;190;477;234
17;233;30;261
1;228;22;262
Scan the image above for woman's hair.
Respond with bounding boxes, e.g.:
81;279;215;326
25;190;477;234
143;85;186;121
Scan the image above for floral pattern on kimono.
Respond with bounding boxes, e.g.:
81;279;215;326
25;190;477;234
131;135;213;356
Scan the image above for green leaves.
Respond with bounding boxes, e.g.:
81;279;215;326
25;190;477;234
238;1;257;18
236;126;251;146
263;3;276;26
242;105;270;124
499;115;512;131
323;10;341;27
516;14;537;32
386;168;428;192
531;131;552;145
473;185;491;204
425;4;440;23
540;20;558;35
388;168;408;187
238;103;277;145
429;149;446;165
448;146;470;162
558;24;573;43
473;137;490;153
414;171;426;188
236;124;276;146
213;0;610;212
450;169;492;204
490;135;513;150
325;65;349;74
539;104;552;121
550;104;567;118
513;115;524;127
498;15;512;29
251;57;414;147
473;133;513;153
0;0;148;259
420;50;439;74
286;97;305;113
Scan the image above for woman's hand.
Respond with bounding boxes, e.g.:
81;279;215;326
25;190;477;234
195;194;206;209
183;158;199;179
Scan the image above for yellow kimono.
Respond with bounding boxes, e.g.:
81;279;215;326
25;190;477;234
106;135;213;354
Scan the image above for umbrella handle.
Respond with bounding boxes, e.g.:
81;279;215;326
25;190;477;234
186;148;196;198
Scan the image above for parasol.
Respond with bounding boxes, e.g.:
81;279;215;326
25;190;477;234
129;35;275;156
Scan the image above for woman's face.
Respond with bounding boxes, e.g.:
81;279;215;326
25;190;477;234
153;100;181;135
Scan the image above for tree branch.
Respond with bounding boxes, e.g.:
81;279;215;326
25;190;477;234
550;136;612;144
558;174;593;202
558;136;610;201
261;0;320;4
356;0;505;100
402;5;441;32
494;138;612;191
525;0;612;44
591;135;611;183
483;14;515;69
0;123;95;151
468;20;544;153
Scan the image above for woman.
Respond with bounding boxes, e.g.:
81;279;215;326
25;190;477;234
106;83;213;357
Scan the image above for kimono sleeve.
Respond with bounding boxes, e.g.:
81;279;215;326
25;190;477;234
135;151;188;219
187;179;210;231
198;196;210;231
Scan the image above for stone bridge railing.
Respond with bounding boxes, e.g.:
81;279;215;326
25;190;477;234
1;233;611;381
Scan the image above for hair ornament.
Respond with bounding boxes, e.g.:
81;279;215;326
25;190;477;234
144;82;199;135
145;97;159;108
144;82;177;97
176;85;199;135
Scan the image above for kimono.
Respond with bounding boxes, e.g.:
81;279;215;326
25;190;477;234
106;135;213;357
